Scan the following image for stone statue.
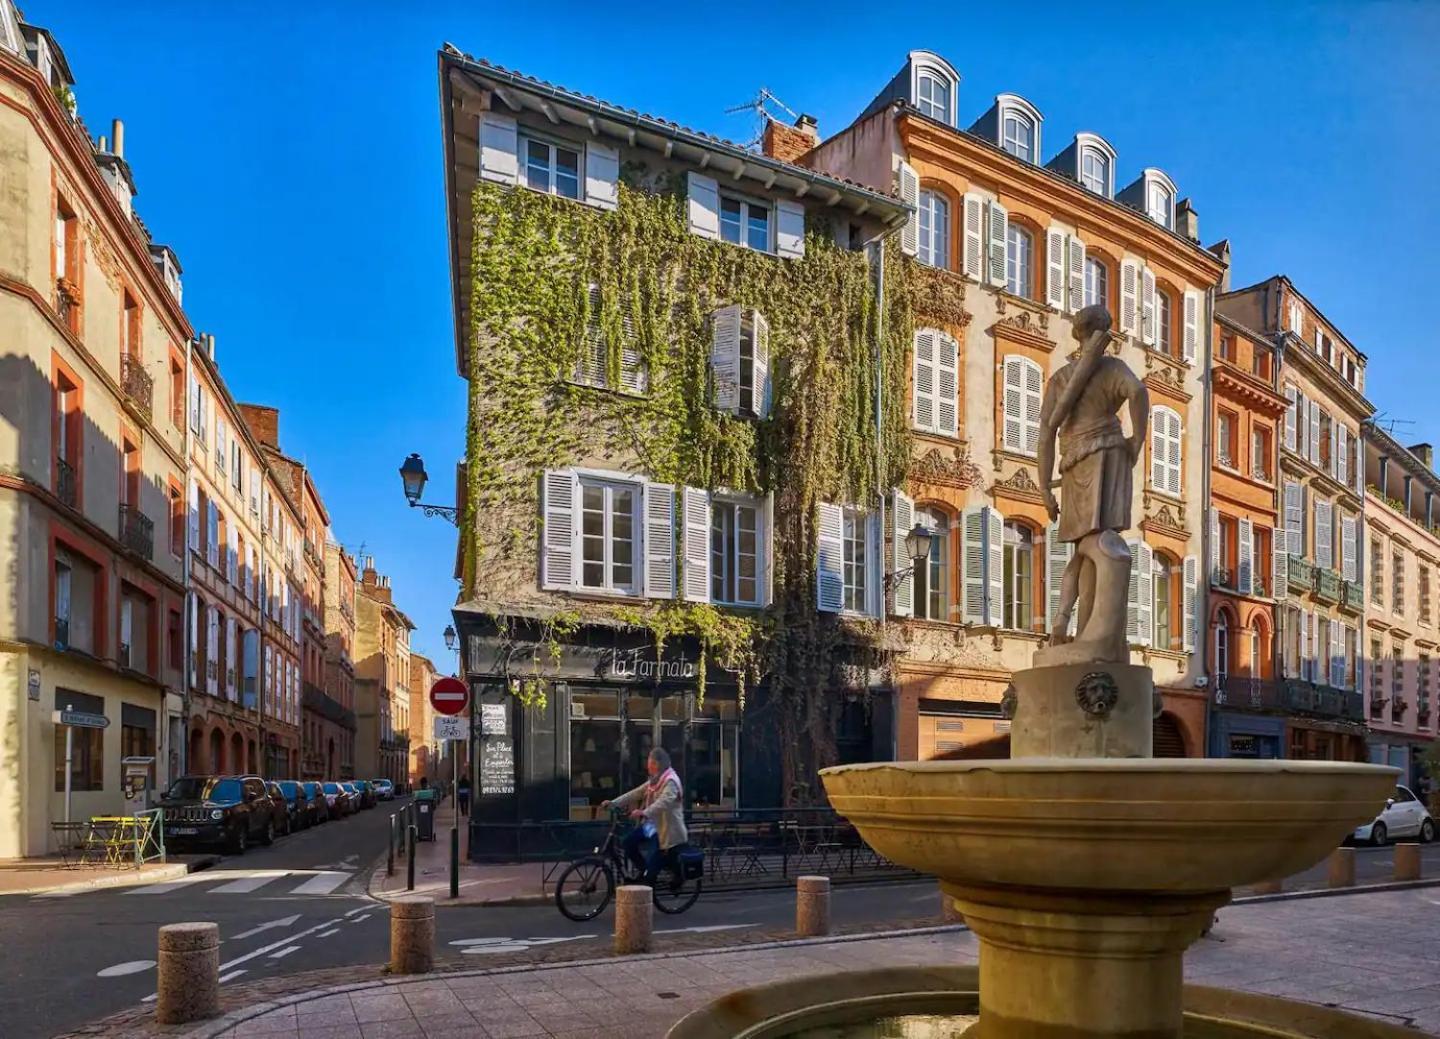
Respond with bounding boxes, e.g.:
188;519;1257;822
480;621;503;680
1035;305;1149;666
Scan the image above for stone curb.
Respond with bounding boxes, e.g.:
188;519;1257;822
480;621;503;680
176;923;974;1038
1232;875;1440;906
0;854;220;897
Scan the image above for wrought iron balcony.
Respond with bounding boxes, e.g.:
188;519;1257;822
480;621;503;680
1314;568;1342;604
303;681;357;730
1212;675;1280;711
1392;699;1408;723
1252;459;1271;482
55;277;80;329
120;354;153;421
55;456;77;509
1342;581;1364;613
1212;567;1234;589
1287;555;1314;594
1282;679;1365;722
118;504;154;559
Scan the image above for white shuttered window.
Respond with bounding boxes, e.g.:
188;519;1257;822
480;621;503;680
1002;356;1042;456
913;330;958;436
1151;406;1183;496
961;506;1005;627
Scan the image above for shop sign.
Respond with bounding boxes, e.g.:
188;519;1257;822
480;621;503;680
608;647;697;682
480;703;507;736
53;709;108;729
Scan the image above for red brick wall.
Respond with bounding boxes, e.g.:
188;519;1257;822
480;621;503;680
762;120;816;164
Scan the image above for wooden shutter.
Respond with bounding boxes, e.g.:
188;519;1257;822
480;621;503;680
1341;516;1357;582
206;606;218;696
643;483;675;599
1126;539;1144;645
1337;425;1349;487
749;310;771;418
681;488;711;603
1152;408;1168;492
1182;555;1198;653
1355;428;1365;495
1120;260;1138;336
710;305;741;412
1182;290;1199;364
1273;527;1287;601
1141;267;1157;346
913;330;936;432
225;617;237;696
962;193;984;280
1167;410;1183;495
890;489;915;617
776;200;806;259
1284;385;1297;451
960;506;986;625
1023;359;1043;456
1315;500;1333;570
478;112;519;186
1002;357;1025;453
188;480;199;554
1238;517;1254;595
898;162;919;256
1209;507;1220;586
1067;235;1086;313
187;594;197;686
1285;481;1304;557
206;502;218;567
1299;608;1311;680
761;493;775;607
986;201;1008;287
540;469;577;590
583;140;619;211
687;172;720;240
1045;229;1066;310
936;333;959;436
1309;401;1321;467
576;284;607;386
1138;541;1154;648
1045;522;1075;635
985;507;1005;628
816;502;843;613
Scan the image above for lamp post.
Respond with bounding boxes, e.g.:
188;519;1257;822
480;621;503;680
441;624;462;898
398;453;459;525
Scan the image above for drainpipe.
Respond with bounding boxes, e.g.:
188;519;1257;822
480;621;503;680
1201;288;1215;755
180;335;194;777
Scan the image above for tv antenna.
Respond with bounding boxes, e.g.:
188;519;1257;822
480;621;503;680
725;88;800;149
1373;412;1416;437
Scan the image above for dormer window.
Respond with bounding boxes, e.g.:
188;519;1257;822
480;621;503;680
991;95;1043;165
1081;150;1108;195
1147;180;1173;228
917;71;951;124
1003;111;1035;162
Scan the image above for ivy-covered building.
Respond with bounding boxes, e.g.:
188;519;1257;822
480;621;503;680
437;48;916;856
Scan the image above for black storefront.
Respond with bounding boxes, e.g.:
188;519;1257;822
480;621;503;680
454;607;893;862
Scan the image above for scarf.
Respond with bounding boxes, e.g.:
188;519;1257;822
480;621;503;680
644;767;681;808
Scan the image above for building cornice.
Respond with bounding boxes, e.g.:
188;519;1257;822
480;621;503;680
1279;335;1374;421
1213;363;1287;418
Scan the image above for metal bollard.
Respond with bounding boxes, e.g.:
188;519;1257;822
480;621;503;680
155;922;220;1024
1327;847;1356;888
1395;841;1422;881
387;815;396;877
389;896;435;974
450;826;460;899
796;875;831;936
614;885;653;954
407;825;417;891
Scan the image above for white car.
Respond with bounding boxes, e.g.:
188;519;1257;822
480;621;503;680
1353;785;1434;845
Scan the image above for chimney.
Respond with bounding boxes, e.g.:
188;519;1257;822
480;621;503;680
361;559;378;587
761;114;820;164
1175;197;1199;242
1208;239;1232;293
111;119;125;159
205;333;216;361
1410;443;1434;471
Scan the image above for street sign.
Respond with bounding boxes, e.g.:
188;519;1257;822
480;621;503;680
429;676;469;716
434;715;466;741
53;709;109;729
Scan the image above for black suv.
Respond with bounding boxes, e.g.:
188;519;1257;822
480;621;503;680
160;775;280;854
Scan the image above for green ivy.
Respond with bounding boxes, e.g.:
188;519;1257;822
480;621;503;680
464;175;914;801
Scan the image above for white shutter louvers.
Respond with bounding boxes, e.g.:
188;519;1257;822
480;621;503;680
681;488;711;603
643;482;676;599
986;201;1008;287
776;200;806;260
1182;290;1199;365
1238;517;1254;595
962;193;984;281
1182;555;1198;653
816;503;844;613
898;162;920;257
1120;260;1139;336
710;305;742;412
1045;229;1065;310
479;112;519;186
687;172;721;241
913;331;936;431
1067;235;1086;313
749;310;771;418
890;490;915;617
583;140;620;211
541;470;578;590
936;333;959;436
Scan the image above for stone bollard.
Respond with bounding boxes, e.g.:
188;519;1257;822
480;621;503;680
390;896;435;974
1395;842;1423;882
796;875;831;937
1327;847;1356;889
156;922;220;1025
614;885;653;954
940;887;965;923
1251;878;1284;896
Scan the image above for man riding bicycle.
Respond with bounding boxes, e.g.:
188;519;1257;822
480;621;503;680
601;748;687;886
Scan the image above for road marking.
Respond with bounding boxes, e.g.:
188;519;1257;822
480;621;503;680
290;871;350;895
343;905;370;917
127;873;224;895
218;969;248;984
311;854;360;870
656;923;755;934
97;960;155;978
268;946;301;959
316;928;340;938
210;870;291;894
229;914;301;942
348;912;374;924
449;935;596;954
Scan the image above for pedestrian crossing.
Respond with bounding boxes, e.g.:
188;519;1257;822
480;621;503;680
41;868;357;899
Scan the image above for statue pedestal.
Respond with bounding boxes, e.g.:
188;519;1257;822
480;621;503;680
1010;662;1154;759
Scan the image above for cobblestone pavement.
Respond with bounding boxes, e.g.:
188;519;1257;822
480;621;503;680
64;889;1440;1038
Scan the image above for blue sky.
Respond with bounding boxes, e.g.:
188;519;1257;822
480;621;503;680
44;1;1439;662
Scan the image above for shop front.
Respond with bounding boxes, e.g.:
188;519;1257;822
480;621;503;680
1209;711;1285;759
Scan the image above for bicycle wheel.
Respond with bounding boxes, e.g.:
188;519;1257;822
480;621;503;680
652;861;702;915
554;856;615;922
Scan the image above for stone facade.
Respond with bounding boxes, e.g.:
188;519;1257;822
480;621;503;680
322;542;358;778
354;559;413;786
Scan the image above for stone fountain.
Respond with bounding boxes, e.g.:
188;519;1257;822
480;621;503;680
668;307;1401;1039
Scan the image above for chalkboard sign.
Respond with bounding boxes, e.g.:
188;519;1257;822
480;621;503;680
480;737;515;796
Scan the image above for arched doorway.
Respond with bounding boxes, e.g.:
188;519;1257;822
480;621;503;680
1153;712;1187;757
210;728;225;773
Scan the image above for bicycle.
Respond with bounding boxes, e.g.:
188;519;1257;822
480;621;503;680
553;810;702;922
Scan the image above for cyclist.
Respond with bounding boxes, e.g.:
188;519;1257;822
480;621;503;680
602;748;687;886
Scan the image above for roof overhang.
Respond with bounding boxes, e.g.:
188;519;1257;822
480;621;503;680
439;47;910;375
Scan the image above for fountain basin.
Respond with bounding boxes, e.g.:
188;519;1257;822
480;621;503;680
819;758;1398;894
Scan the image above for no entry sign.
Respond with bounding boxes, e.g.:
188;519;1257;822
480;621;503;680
429;676;469;716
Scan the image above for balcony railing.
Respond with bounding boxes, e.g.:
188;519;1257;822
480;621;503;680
1213;675;1364;723
1287;555;1314;594
1212;567;1233;589
120;354;153;421
118;504;154;560
55;278;80;329
1252;459;1271;482
55;456;77;509
54;616;70;650
303;681;357;731
1342;581;1364;613
1212;675;1279;711
1315;568;1342;604
1392;699;1408;723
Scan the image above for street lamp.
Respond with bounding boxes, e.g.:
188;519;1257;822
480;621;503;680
398;452;459;524
884;523;935;592
443;625;457;652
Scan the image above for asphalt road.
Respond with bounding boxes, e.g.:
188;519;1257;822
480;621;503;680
0;801;943;1039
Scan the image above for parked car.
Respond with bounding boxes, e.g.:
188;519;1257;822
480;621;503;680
339;782;362;814
302;781;330;823
352;779;377;810
160;775;279;854
321;781;352;818
275;780;319;830
373;779;395;801
1354;785;1435;845
266;782;296;836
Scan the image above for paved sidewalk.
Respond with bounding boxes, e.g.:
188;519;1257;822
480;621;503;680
0;854;216;897
368;803;550;906
88;887;1440;1038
